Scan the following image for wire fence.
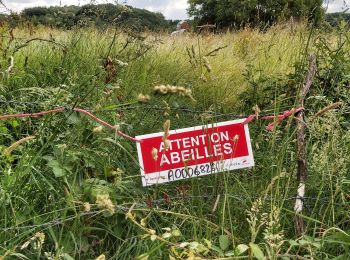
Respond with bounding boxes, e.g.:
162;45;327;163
1;193;347;233
2;99;347;116
1;98;348;234
1;97;348;147
0;98;297;116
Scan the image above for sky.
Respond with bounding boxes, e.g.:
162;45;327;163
2;0;350;20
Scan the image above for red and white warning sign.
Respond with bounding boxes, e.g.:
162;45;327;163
136;119;254;186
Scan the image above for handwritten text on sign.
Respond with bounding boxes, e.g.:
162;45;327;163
136;119;254;186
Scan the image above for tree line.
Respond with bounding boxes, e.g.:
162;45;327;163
0;2;348;32
188;0;325;28
1;4;171;31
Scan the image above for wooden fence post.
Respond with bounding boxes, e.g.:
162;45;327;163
294;54;317;237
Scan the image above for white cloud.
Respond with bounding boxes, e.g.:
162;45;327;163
324;0;350;12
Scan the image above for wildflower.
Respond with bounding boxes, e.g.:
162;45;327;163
138;94;151;103
96;194;115;215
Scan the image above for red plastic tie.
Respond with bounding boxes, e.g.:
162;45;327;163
0;107;142;143
242;114;256;125
242;107;304;131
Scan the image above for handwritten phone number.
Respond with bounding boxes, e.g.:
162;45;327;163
167;162;223;181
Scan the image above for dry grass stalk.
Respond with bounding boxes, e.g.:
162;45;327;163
20;232;45;250
163;119;171;150
212;194;220;213
311;102;343;121
152;147;158;161
3;136;35;156
5;56;14;77
202;57;212;73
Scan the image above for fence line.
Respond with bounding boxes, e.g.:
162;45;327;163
0;98;317;118
0;98;347;141
0;106;141;142
1;194;344;232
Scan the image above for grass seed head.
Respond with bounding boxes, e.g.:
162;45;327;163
111;168;124;176
163;119;171;138
138;93;151;103
115;59;128;67
95;254;106;260
162;120;171;150
3;136;35;156
152;147;158;161
154;85;168;94
20;232;45;250
96;194;115;215
203;56;212;73
154;84;196;101
163;139;171;151
83;202;91;212
93;126;103;133
35;232;45;248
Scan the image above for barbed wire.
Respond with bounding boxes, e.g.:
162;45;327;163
1;210;104;232
0;98;314;118
2;194;347;233
0;99;48;107
0;98;348;139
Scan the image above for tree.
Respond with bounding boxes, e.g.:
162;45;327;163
19;4;169;31
188;0;324;29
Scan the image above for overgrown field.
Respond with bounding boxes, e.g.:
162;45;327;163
0;23;350;259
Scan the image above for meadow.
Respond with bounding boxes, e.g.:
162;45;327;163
0;22;350;259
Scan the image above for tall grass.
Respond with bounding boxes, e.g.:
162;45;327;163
0;22;349;259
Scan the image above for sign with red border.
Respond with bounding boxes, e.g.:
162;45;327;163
136;119;254;186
